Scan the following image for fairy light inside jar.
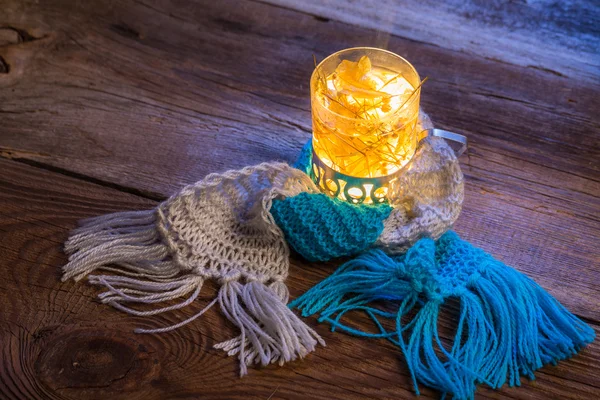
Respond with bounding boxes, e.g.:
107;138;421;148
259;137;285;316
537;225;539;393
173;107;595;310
311;49;421;182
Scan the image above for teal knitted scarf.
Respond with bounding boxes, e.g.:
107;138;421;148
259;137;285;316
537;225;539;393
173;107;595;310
269;143;595;400
288;232;594;399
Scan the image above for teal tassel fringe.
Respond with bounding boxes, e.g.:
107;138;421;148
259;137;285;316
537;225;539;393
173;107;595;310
290;231;595;399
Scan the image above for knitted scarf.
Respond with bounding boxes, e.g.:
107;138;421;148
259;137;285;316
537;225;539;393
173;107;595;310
62;130;594;398
64;162;325;376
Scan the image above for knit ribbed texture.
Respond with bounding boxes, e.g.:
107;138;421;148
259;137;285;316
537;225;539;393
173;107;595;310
271;192;392;262
291;231;595;400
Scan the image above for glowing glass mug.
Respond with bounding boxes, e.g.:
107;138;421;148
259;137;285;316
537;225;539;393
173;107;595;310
309;47;458;204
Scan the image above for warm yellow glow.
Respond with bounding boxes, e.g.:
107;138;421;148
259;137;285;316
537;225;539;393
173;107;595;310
311;50;421;178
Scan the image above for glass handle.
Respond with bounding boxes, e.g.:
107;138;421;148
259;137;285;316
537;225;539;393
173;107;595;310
423;129;468;157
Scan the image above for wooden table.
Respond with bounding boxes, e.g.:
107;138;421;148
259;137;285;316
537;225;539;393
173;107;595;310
1;1;598;398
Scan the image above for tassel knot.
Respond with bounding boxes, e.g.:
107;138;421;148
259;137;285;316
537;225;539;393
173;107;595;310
396;238;442;299
221;270;242;283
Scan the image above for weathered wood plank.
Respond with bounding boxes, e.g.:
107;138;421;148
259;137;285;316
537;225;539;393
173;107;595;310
259;0;600;83
0;158;599;400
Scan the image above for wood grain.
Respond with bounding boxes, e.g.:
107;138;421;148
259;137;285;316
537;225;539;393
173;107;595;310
258;0;600;82
1;158;599;400
0;0;598;398
0;0;598;193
